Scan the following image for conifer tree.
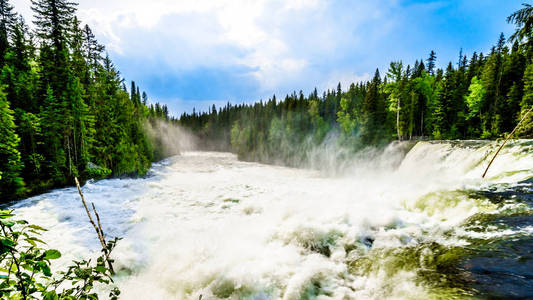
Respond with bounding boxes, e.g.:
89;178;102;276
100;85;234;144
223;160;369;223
82;24;103;76
508;3;533;52
519;61;533;137
31;0;77;94
427;51;437;75
480;46;503;136
0;87;24;196
500;41;526;132
0;0;16;67
1;18;36;112
39;86;66;182
361;69;387;143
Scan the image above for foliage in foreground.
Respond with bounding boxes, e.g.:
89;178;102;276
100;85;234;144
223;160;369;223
0;210;120;299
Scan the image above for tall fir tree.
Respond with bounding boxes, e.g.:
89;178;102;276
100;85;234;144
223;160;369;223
427;50;437;75
0;87;23;196
0;0;16;67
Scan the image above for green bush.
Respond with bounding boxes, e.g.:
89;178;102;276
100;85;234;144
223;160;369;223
0;210;120;299
85;165;112;180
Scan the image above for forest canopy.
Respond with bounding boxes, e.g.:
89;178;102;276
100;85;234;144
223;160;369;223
0;0;170;200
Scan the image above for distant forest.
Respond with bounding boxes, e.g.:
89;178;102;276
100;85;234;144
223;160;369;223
0;0;171;200
179;3;533;164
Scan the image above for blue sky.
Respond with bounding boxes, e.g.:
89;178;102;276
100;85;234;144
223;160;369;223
13;0;524;115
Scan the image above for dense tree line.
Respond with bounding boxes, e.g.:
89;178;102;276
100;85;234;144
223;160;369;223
0;0;170;200
179;4;533;165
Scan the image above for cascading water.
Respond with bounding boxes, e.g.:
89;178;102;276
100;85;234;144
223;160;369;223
7;140;533;299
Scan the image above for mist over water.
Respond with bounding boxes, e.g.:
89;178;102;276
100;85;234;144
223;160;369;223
8;140;533;299
145;120;199;156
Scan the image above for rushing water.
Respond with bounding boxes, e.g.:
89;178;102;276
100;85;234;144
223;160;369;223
7;140;533;299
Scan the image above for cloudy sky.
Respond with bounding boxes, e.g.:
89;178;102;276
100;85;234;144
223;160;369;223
12;0;522;115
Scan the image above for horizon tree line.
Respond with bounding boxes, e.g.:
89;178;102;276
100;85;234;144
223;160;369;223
179;3;533;164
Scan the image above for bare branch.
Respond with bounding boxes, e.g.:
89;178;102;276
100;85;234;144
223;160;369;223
74;177;115;273
482;107;532;178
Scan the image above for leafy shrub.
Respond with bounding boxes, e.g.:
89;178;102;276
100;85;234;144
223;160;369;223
85;165;112;180
0;210;120;299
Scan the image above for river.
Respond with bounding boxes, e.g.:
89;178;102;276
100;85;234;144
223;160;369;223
8;140;533;299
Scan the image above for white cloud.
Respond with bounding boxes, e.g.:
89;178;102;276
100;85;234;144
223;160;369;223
11;0;398;101
72;0;330;91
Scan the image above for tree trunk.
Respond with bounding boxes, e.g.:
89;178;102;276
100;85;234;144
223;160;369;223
397;98;401;140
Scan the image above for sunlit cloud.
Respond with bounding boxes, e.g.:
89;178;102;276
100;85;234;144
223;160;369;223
72;0;335;92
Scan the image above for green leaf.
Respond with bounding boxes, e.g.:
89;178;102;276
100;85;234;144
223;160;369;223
44;249;61;260
0;220;15;227
36;261;52;276
42;264;51;276
0;211;14;219
21;264;33;272
27;236;46;244
43;290;59;300
1;239;14;247
25;238;37;247
28;225;47;231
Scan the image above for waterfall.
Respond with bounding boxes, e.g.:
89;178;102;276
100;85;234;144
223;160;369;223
8;141;533;299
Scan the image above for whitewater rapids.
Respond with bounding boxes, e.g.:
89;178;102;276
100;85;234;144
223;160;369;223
8;140;533;299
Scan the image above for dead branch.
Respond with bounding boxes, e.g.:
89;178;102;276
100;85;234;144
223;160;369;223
74;178;115;273
482;107;532;178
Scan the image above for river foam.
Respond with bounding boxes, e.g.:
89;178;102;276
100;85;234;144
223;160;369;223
9;140;533;299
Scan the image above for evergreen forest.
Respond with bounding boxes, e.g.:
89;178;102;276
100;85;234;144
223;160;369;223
0;0;170;200
179;4;533;165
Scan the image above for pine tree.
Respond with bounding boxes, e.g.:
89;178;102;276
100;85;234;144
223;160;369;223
31;0;76;48
480;45;504;136
82;24;103;76
1;18;36;112
500;41;526;132
0;87;24;196
14;109;42;181
518;61;533;137
433;63;456;138
361;69;387;143
507;3;533;54
66;74;93;176
130;81;136;102
39;85;66;183
0;0;16;67
91;55;120;170
31;0;77;95
142;91;148;105
427;50;436;75
522;61;533;109
466;52;480;82
69;17;86;83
